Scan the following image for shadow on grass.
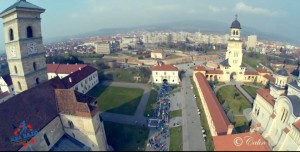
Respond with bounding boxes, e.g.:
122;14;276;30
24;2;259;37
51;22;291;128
104;121;149;151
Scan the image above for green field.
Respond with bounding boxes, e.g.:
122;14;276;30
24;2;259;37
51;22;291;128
241;85;259;99
87;85;144;115
242;56;260;69
169;126;183;151
216;86;251;115
100;67;151;83
234;116;249;133
192;80;213;151
170;109;182;119
104;121;149;151
144;90;158;117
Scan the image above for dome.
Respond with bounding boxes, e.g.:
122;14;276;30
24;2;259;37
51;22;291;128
291;68;300;77
230;19;241;29
277;68;289;76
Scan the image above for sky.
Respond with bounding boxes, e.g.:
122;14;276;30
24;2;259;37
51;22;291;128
0;0;299;52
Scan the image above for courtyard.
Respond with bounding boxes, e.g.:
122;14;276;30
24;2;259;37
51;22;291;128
103;121;149;151
216;85;251;133
87;84;144;115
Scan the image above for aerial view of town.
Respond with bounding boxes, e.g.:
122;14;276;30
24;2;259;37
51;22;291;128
0;0;300;151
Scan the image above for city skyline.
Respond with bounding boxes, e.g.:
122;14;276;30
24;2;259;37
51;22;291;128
0;0;299;51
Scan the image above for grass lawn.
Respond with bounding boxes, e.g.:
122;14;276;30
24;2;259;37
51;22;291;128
103;121;149;151
234;116;249;133
243;56;260;69
87;85;144;115
170;109;182;119
241;85;259;99
144;90;158;117
166;54;182;59
216;86;251;115
169;126;183;151
101;67;151;83
192;80;213;151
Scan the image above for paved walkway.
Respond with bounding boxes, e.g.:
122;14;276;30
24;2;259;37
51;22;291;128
99;81;151;126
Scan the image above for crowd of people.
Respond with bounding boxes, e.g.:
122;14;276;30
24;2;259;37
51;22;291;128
147;81;171;151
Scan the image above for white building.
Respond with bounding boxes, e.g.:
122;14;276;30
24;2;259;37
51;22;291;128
250;67;300;151
151;49;166;59
152;64;180;84
61;66;99;94
95;42;111;54
46;64;87;80
247;35;257;51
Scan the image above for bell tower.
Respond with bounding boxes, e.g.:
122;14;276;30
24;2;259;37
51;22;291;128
225;15;243;67
0;0;48;94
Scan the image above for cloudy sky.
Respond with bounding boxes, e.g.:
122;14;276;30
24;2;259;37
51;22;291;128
0;0;299;51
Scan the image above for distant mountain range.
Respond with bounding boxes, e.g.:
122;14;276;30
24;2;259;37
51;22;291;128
44;19;299;45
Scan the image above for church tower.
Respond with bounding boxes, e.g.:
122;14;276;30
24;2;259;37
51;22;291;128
225;15;243;67
0;0;48;94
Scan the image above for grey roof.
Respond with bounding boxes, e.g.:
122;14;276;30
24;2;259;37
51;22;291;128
240;63;247;67
277;68;289;76
288;81;300;90
286;95;300;117
0;0;45;16
220;59;231;67
230;19;242;29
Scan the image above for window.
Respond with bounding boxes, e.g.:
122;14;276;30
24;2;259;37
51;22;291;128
236;30;239;35
9;29;14;41
36;78;39;85
164;72;166;75
14;66;18;74
43;134;50;146
18;81;22;91
33;62;37;71
156;79;158;82
156;72;158;75
68;120;74;129
27;26;33;38
233;30;235;35
173;72;175;75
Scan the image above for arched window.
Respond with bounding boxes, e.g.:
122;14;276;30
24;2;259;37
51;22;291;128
236;30;239;35
9;29;14;41
18;81;22;90
33;62;37;71
233;30;235;35
36;78;39;85
27;26;33;38
14;66;18;74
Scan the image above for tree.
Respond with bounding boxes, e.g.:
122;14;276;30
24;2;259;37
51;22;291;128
222;101;230;113
265;80;270;89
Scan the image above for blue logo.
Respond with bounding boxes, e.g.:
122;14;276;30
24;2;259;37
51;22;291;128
10;121;38;144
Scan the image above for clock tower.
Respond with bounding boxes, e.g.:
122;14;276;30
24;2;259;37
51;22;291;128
0;0;48;94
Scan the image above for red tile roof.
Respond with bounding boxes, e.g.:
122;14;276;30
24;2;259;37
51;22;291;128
213;132;271;151
256;89;275;107
263;75;276;83
293;119;300;132
152;64;178;71
245;71;258;75
256;68;269;73
61;66;97;89
206;69;223;74
0;91;10;99
195;72;231;135
46;64;87;74
193;65;206;71
55;89;98;118
271;113;276;119
283;127;290;134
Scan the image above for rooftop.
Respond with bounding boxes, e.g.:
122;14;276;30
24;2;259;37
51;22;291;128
50;134;90;151
46;64;87;75
0;0;45;17
256;89;275;107
1;74;12;86
220;59;231;67
195;72;231;135
206;69;223;74
256;67;269;73
213;132;271;151
152;64;178;71
193;65;206;71
293;119;300;132
61;66;97;89
244;71;258;75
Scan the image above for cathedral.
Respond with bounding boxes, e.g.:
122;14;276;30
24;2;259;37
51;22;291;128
0;0;108;151
250;66;300;150
193;16;275;84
